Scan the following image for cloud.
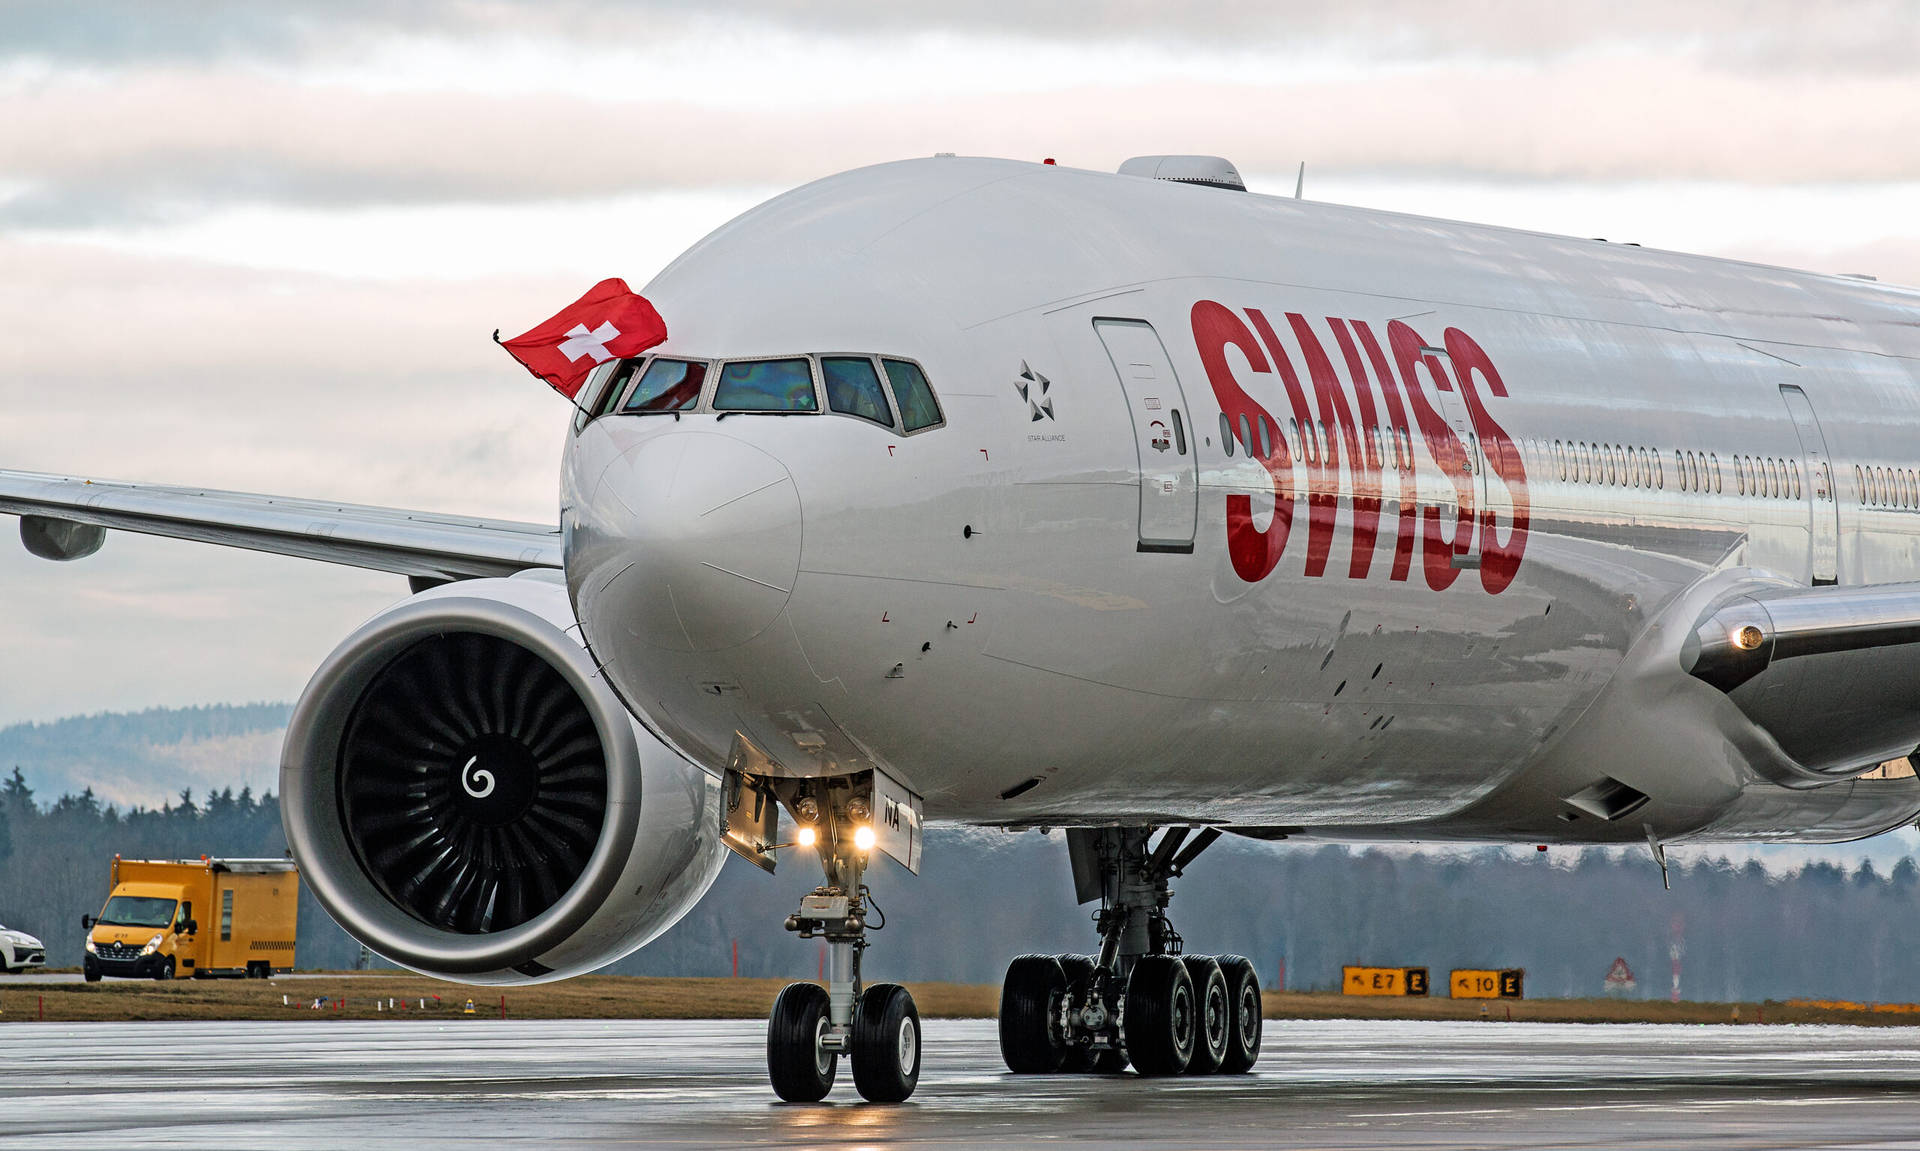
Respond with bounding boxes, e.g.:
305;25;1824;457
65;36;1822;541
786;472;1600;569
4;57;1920;231
0;238;577;519
7;1;1918;76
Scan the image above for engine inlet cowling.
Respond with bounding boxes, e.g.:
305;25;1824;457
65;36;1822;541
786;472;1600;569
281;574;725;984
339;631;608;934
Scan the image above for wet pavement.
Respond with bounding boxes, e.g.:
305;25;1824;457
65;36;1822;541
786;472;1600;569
6;1017;1920;1147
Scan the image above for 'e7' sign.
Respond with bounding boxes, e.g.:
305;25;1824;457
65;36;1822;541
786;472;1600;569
1343;965;1430;997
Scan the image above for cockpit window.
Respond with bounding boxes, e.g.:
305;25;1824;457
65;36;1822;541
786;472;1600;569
713;358;818;412
572;360;632;433
624;358;706;413
882;359;943;433
821;357;894;427
592;360;638;419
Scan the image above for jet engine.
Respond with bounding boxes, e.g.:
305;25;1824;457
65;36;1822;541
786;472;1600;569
279;573;726;984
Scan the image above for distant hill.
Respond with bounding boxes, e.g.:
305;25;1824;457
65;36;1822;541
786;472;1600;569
0;704;290;810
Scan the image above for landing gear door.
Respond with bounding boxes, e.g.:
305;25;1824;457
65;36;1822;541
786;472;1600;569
1780;384;1840;585
871;767;924;875
1094;319;1198;554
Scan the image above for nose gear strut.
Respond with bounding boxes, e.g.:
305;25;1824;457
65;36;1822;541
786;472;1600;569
746;769;922;1103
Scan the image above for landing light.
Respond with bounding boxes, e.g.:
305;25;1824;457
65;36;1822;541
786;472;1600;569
853;825;877;853
796;826;817;849
1732;625;1765;651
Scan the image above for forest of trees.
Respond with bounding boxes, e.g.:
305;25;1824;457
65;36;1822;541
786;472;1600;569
5;765;1920;1002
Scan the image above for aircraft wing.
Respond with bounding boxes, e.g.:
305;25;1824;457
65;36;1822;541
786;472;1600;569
0;468;562;584
1686;580;1920;779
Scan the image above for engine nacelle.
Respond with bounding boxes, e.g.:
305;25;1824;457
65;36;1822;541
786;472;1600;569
280;572;726;984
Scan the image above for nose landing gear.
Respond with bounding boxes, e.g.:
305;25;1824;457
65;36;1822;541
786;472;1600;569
998;826;1262;1077
758;774;921;1103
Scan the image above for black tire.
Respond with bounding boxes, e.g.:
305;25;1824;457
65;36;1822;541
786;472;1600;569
1124;955;1195;1076
153;956;175;982
1055;955;1096;1072
247;962;270;980
83;959;101;983
1217;955;1263;1074
851;983;921;1103
1183;956;1230;1075
768;982;837;1102
998;954;1066;1073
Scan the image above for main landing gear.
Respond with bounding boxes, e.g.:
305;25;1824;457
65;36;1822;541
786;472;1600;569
999;827;1262;1076
759;775;921;1103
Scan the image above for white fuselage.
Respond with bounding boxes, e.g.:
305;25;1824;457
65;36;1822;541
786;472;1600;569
561;157;1920;847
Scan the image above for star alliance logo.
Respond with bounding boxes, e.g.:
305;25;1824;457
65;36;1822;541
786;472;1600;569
1016;361;1055;421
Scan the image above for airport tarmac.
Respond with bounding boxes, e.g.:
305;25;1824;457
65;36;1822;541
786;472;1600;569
7;1017;1920;1148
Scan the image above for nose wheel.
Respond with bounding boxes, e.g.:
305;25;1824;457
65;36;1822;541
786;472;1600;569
760;772;922;1103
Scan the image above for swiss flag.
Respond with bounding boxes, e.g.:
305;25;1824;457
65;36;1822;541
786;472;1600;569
496;278;668;400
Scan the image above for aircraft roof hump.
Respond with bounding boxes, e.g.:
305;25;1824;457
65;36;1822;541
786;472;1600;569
1117;154;1245;192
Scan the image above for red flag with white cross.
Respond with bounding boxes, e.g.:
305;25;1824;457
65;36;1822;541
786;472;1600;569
496;278;668;400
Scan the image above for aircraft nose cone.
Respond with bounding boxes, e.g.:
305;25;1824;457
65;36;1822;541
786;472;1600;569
575;431;801;653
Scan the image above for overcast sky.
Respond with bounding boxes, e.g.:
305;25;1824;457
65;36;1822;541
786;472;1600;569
4;2;1919;744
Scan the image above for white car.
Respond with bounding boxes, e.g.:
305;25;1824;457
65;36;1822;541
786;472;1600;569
0;924;45;973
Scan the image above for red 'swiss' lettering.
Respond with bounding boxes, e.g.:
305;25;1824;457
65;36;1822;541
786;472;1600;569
1388;320;1474;592
1189;301;1529;595
1444;327;1530;594
1190;301;1293;582
1348;320;1418;582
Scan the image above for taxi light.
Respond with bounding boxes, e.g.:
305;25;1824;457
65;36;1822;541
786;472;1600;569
853;825;877;852
796;826;817;849
1733;624;1765;651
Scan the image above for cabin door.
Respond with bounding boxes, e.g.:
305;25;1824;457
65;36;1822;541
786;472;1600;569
1094;318;1198;553
1779;384;1840;585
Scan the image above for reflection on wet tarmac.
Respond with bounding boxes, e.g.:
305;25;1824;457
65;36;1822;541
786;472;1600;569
8;1018;1920;1148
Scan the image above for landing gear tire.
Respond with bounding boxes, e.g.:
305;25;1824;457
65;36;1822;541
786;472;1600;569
768;982;837;1102
1055;955;1096;1072
1217;955;1263;1074
998;954;1067;1073
153;956;175;982
1182;956;1230;1075
1124;954;1195;1076
851;983;921;1102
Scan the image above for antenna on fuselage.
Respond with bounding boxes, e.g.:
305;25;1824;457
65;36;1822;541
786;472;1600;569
1294;162;1305;200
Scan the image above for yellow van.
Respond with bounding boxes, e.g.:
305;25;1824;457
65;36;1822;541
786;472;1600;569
82;857;298;981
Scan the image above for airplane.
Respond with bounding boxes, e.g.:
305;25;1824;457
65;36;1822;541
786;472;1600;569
6;152;1920;1103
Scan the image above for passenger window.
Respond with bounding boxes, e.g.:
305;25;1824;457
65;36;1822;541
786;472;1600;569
624;358;706;413
1238;413;1253;458
1257;416;1272;460
822;357;894;427
714;358;817;412
881;359;942;432
1219;413;1235;457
